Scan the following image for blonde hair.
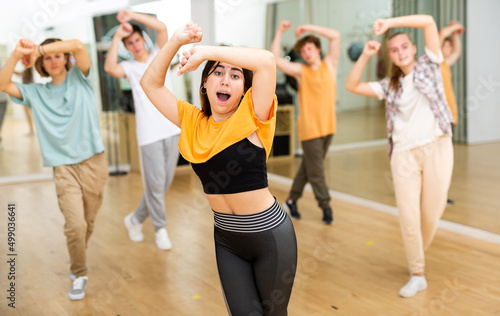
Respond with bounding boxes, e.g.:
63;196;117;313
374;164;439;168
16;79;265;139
34;38;73;78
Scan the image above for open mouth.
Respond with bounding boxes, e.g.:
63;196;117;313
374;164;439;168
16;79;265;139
216;92;231;103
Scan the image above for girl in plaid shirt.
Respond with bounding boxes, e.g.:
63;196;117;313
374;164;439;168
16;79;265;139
346;15;454;298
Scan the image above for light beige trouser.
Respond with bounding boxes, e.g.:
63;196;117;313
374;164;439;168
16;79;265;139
53;152;108;277
390;136;453;275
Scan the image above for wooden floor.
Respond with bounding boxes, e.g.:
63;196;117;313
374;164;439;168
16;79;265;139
1;170;500;315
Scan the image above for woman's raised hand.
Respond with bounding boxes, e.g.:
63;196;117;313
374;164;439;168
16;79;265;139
362;40;381;57
177;46;205;76
372;19;391;36
174;21;203;46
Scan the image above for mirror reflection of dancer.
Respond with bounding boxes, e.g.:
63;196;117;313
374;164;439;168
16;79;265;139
271;20;341;224
141;22;297;315
345;15;454;298
104;10;180;250
0;39;108;300
439;21;464;206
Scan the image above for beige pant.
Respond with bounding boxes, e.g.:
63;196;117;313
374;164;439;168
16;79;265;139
53;152;108;277
390;136;453;275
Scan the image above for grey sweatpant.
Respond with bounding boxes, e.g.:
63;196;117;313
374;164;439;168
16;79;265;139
134;134;180;231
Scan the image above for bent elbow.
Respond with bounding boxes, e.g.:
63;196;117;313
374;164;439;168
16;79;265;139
263;50;277;69
345;82;354;93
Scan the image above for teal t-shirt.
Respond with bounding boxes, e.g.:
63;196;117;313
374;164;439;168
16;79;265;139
10;67;105;167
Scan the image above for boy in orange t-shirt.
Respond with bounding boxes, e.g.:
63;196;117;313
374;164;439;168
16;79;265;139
271;20;340;224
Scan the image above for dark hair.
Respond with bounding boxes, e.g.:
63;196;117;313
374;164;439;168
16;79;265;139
34;38;73;78
294;35;321;53
22;67;34;84
387;32;414;90
199;61;253;117
122;23;143;44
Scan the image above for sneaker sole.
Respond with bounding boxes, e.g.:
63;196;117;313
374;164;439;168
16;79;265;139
68;292;86;300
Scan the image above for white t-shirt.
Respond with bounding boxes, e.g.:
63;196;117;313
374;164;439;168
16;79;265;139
121;44;180;146
369;47;444;152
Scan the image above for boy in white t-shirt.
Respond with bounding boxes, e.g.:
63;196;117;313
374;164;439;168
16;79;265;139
104;9;180;250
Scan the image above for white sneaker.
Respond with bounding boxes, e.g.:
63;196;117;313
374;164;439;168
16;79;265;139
155;228;172;250
68;276;88;300
124;213;144;242
399;275;427;298
70;271;76;281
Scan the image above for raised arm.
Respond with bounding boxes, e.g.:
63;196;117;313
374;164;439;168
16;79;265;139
439;21;464;66
117;10;168;47
295;24;341;72
0;40;35;99
32;39;90;76
373;15;440;56
140;22;202;127
345;41;381;98
104;23;131;79
270;20;302;79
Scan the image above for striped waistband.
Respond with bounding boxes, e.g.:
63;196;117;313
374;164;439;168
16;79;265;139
213;199;287;233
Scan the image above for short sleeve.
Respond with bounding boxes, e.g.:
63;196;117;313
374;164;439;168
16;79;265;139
9;83;32;107
424;47;444;64
368;82;386;101
177;98;202;126
71;66;94;89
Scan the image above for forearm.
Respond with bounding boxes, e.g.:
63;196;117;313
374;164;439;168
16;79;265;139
141;38;179;91
452;32;461;53
0;53;22;90
104;36;122;73
387;15;435;30
345;54;370;91
41;39;85;55
270;30;284;58
306;25;340;41
129;12;166;31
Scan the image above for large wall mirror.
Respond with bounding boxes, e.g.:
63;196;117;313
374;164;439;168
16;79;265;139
264;0;499;236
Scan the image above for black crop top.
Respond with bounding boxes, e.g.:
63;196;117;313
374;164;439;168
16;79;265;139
191;138;268;194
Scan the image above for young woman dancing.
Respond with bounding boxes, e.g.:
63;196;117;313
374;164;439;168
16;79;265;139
346;15;454;298
140;22;297;315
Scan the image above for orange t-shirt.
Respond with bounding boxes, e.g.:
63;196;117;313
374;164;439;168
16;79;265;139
177;88;277;163
297;61;336;141
441;61;458;125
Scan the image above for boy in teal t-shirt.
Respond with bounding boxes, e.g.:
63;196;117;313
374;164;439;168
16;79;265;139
0;38;108;301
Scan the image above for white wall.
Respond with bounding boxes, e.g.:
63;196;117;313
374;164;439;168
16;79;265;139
466;0;500;144
214;0;267;48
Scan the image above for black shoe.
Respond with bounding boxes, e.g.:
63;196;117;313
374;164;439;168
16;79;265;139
284;200;301;219
322;207;333;224
446;199;454;206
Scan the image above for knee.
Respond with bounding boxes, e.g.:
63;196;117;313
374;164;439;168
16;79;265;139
64;221;87;238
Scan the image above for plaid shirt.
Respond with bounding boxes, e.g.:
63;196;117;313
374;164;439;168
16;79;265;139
378;51;454;157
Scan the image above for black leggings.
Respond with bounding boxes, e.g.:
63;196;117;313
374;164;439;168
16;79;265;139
214;199;298;316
